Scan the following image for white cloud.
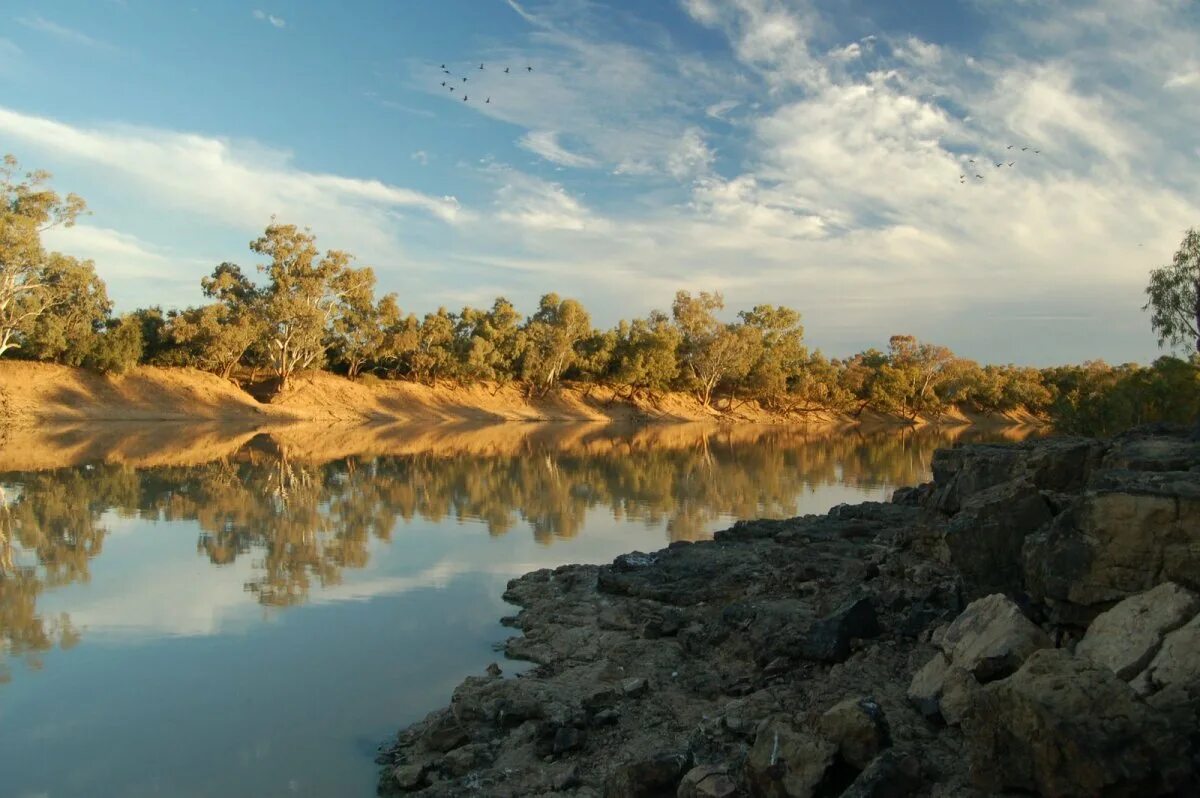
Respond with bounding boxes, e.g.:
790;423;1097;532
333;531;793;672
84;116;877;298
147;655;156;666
518;130;598;168
1164;70;1200;89
15;15;118;52
252;10;286;28
491;167;607;233
0;106;461;234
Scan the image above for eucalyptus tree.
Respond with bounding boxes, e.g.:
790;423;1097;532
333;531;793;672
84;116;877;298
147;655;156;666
520;293;592;392
165;263;265;378
328;269;400;378
1144;227;1200;354
455;297;525;383
0;155;92;358
738;304;807;407
671;290;756;407
248;222;374;388
609;311;681;397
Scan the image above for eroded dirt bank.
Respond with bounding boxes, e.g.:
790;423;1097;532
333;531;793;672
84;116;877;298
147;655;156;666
0;362;1039;428
378;424;1200;797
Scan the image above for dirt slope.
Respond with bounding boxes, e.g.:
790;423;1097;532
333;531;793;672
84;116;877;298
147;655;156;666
0;362;1048;431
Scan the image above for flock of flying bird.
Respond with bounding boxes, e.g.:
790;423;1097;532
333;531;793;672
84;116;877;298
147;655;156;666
961;144;1042;183
438;61;532;105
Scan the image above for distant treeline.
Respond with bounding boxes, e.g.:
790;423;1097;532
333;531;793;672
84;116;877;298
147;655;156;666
3;156;1198;434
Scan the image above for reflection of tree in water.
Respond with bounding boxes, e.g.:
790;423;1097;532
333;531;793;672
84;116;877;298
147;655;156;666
0;423;1026;677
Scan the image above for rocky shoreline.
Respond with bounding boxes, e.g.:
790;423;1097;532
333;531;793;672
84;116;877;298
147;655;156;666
378;424;1200;797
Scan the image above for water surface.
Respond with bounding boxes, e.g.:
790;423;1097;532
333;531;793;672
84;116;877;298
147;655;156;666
0;422;1033;797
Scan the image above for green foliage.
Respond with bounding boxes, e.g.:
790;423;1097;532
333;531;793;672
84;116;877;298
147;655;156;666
520;293;592;391
610;311;681;395
672;290;756;407
1144;228;1200;354
21;253;112;366
84;314;144;374
1045;357;1200;435
0;155;89;357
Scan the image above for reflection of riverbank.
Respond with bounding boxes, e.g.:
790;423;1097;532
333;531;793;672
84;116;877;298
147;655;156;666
0;422;1038;683
0;419;1040;473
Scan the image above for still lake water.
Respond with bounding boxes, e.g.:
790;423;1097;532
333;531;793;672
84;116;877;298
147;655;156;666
0;422;1032;797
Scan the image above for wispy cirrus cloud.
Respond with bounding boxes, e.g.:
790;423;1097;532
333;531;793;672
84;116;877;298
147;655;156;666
16;15;119;52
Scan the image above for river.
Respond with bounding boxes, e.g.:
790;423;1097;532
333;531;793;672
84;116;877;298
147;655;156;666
0;421;1035;797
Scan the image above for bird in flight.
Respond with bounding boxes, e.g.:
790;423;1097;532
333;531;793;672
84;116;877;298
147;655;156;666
1021;147;1028;152
449;86;454;91
526;65;533;72
462;76;467;82
994;162;1003;167
440;64;445;69
1007;162;1014;167
1007;145;1013;150
968;159;976;164
1033;150;1041;155
486;97;491;104
441;81;446;87
479;63;485;70
504;67;510;73
976;174;984;179
463;95;468;101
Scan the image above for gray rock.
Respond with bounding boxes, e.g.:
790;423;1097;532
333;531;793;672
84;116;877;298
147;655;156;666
677;765;737;798
420;712;469;753
800;596;880;663
604;751;692;798
621;677;649;698
936;666;978;727
939;593;1051;682
391;762;427;791
817;696;889;770
746;721;837;798
1135;613;1200;696
840;750;922;798
962;648;1191;796
941;478;1052;597
1076;582;1200;680
906;653;949;718
1024;468;1200;622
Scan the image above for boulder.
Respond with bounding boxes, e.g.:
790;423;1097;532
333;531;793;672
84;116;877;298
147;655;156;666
799;597;880;663
604;751;692;798
1134;613;1200;696
939;593;1052;683
962;649;1191;796
1024;469;1200;623
906;653;949;718
941;478;1052;597
937;666;979;727
390;762;427;792
839;751;922;798
746;721;837;798
1076;582;1200;680
927;445;1026;514
677;765;737;798
817;696;889;770
419;712;469;753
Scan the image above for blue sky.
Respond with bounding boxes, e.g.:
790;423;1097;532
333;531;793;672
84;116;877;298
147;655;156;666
1;0;1198;364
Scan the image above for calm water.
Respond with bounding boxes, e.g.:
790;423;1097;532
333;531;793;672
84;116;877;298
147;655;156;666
0;422;1031;797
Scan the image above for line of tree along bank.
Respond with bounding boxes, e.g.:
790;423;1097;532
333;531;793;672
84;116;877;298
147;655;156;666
2;156;1198;434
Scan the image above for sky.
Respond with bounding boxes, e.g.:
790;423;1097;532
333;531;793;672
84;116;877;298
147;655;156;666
1;0;1198;365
